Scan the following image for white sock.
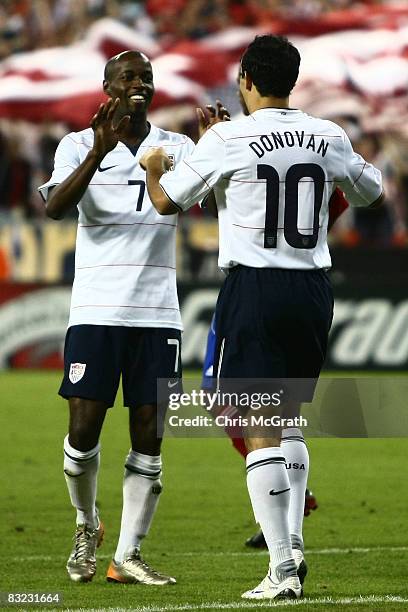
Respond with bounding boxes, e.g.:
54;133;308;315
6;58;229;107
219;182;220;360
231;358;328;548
63;435;100;529
246;447;295;576
281;428;309;549
114;451;162;563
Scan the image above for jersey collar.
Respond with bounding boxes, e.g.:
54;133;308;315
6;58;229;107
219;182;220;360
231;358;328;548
251;108;301;119
119;122;158;156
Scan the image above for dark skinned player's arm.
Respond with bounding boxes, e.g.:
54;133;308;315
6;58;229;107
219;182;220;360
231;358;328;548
46;150;104;220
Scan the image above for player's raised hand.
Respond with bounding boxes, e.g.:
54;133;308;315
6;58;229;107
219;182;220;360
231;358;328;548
196;99;231;139
139;147;172;173
90;98;130;159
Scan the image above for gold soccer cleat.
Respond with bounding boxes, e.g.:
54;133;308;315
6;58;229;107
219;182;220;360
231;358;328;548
66;521;104;582
106;549;176;585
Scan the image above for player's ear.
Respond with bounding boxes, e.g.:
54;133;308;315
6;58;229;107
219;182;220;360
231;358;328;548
103;80;110;95
245;73;253;92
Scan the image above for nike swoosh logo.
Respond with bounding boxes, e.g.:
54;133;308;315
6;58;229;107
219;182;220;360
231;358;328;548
168;380;179;388
98;164;117;172
269;488;290;496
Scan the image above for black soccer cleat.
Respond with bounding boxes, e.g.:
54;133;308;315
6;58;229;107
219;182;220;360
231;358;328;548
297;559;308;585
293;549;308;585
275;588;300;600
245;530;266;549
245;488;318;549
304;488;318;516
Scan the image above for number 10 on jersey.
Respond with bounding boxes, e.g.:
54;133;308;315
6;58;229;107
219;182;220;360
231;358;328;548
259;162;325;249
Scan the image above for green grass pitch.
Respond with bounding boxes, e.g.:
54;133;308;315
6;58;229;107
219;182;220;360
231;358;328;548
0;371;407;611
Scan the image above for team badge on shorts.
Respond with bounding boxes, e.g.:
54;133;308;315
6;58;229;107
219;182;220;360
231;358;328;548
69;363;86;384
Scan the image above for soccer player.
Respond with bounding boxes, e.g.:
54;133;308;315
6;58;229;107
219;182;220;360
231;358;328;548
140;35;383;600
202;310;319;551
39;50;194;585
201;187;348;549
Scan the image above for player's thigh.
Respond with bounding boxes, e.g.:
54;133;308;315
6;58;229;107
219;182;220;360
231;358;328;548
122;328;182;407
268;269;333;402
213;267;286;379
280;270;334;378
60;324;123;407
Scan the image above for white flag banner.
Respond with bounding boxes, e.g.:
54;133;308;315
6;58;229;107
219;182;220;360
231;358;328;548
0;7;407;132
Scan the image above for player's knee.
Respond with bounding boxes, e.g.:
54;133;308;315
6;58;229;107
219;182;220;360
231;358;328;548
68;398;106;450
68;418;100;451
131;404;158;430
63;434;100;477
129;405;162;454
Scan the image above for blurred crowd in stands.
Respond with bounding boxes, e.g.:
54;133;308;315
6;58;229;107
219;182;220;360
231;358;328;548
0;0;407;250
0;0;383;55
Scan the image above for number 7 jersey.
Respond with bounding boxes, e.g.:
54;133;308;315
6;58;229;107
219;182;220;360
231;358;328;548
39;125;194;329
159;108;382;270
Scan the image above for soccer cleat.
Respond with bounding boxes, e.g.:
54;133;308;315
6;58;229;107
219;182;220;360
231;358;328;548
106;549;176;585
66;521;104;582
304;488;318;516
245;530;266;548
293;548;308;586
241;567;302;600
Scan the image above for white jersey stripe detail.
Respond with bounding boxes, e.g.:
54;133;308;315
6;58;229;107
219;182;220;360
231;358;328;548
71;304;180;310
76;264;176;270
79;221;176;228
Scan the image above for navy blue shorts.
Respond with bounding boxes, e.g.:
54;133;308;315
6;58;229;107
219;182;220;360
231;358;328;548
213;266;333;400
59;325;182;407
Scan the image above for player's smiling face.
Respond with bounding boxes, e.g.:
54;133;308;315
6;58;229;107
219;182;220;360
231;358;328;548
104;53;154;116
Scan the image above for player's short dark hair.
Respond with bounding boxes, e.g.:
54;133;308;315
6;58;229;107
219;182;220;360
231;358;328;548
104;51;149;82
240;35;300;98
104;55;122;82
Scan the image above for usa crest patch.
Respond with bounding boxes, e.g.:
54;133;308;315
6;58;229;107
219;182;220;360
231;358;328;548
69;363;86;384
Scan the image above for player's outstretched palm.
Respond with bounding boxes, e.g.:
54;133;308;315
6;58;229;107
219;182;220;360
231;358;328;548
196;100;230;139
90;98;130;159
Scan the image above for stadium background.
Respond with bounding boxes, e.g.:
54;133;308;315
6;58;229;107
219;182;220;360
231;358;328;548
0;0;408;372
0;2;408;610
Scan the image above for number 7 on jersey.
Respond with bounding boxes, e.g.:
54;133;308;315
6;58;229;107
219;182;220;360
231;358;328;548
128;180;146;211
167;338;180;374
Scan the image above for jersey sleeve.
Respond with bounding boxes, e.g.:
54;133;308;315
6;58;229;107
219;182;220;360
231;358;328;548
336;131;383;208
159;128;225;212
185;136;195;157
38;133;80;201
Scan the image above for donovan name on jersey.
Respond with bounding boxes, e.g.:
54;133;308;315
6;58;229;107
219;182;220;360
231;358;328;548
160;109;382;271
248;129;330;159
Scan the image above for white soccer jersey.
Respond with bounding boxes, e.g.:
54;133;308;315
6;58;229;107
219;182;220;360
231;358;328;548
160;108;382;270
39;124;194;329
